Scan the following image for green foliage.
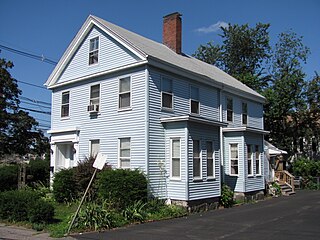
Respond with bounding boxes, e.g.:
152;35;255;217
52;168;77;203
220;184;234;208
145;198;187;220
271;182;281;195
0;190;54;223
123;200;147;223
0;164;18;191
97;169;148;209
292;158;320;190
27;159;50;187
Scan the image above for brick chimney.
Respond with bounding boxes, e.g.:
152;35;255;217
163;12;182;54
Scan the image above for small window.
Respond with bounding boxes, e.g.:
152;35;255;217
90;139;100;157
171;138;181;178
119;138;130;168
190;86;200;114
247;144;253;176
119;77;131;109
255;145;261;175
242;102;248;125
161;78;173;109
89;37;99;65
227;97;233;122
90;84;100;106
193;140;201;179
206;141;215;178
61;91;70;118
230;144;238;175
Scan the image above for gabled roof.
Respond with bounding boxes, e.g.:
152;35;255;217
46;15;265;103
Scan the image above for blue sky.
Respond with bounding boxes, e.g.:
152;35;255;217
1;0;319;131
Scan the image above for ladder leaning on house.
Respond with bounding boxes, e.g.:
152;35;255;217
275;170;295;195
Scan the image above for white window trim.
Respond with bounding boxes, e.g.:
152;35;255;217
226;97;233;122
118;76;132;111
255;145;261;176
193;139;202;180
170;137;181;180
229;143;239;176
190;85;200;115
89;139;100;157
242;102;248;126
118;137;131;169
61;91;70;119
88;36;99;66
247;144;254;177
89;83;101;113
161;76;174;111
206;141;215;179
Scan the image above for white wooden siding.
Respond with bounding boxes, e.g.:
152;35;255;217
57;26;141;83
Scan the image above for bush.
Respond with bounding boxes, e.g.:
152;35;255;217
0;190;54;223
97;169;148;209
123;200;147;223
52;168;77;203
292;157;320;189
220;184;234;208
27;159;50;187
0;165;18;191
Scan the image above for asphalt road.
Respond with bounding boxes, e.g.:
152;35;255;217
73;190;320;240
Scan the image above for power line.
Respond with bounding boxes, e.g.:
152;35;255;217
19;107;51;115
35;118;51;123
17;80;47;90
0;44;58;65
21;100;51;109
20;96;51;106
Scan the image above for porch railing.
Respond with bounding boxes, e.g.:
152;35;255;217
275;170;295;193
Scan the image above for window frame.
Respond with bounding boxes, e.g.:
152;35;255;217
247;144;253;176
61;91;70;118
229;143;239;176
161;77;173;111
118;76;132;110
89;36;99;65
119;138;131;169
255;145;261;175
170;138;181;180
190;86;200;115
89;139;100;157
89;84;100;107
242;102;248;125
227;97;233;122
193;140;202;180
206;141;215;179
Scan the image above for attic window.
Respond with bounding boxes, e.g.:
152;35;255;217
89;37;99;65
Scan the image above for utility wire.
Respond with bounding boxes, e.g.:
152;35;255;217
20;96;51;106
19;107;51;115
20;100;51;109
17;80;47;90
0;44;57;65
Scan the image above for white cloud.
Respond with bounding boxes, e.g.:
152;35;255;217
195;21;229;34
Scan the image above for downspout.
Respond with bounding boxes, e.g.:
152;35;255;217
145;67;150;178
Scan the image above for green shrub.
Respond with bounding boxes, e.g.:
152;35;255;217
0;190;54;223
123;200;147;223
97;169;148;209
220;184;234;208
52;168;77;203
292;158;320;189
0;165;18;191
145;199;187;220
27;159;50;187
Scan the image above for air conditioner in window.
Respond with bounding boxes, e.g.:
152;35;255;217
87;104;99;113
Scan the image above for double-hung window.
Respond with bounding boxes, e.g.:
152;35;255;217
193;140;201;179
227;97;233;122
61;91;70;118
255;145;261;175
242;102;248;125
90;139;100;157
190;86;200;114
89;37;99;65
119;138;130;168
230;144;238;175
89;84;100;112
119;77;131;109
161;78;173;110
247;144;253;176
171;138;181;178
206;141;215;178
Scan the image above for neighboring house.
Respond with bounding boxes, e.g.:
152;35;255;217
45;13;268;206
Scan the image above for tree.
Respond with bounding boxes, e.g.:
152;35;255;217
0;56;49;156
193;23;271;92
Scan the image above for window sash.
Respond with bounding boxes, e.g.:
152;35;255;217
61;92;69;117
247;144;253;175
89;37;99;65
206;141;214;178
90;85;100;106
193;140;201;178
191;100;199;114
162;92;173;109
230;144;238;175
119;138;130;168
119;77;131;109
161;78;173;109
242;102;248;125
171;139;180;178
90;140;100;157
227;98;233;122
255;145;260;175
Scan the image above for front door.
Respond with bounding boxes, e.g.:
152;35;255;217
56;143;74;170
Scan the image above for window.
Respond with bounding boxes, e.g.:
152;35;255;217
90;140;100;157
230;144;238;175
193;140;201;179
90;84;100;106
119;77;131;109
161;78;173;109
242;102;248;125
190;86;200;114
61;91;70;118
227;97;233;122
89;37;99;65
247;144;253;176
255;145;261;175
206;141;215;178
171;138;181;178
119;138;130;168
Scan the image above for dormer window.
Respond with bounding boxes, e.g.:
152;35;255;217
89;37;99;65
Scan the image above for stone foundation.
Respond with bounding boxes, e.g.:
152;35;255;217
171;197;220;213
234;190;265;202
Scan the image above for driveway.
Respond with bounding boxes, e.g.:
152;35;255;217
73;190;320;240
